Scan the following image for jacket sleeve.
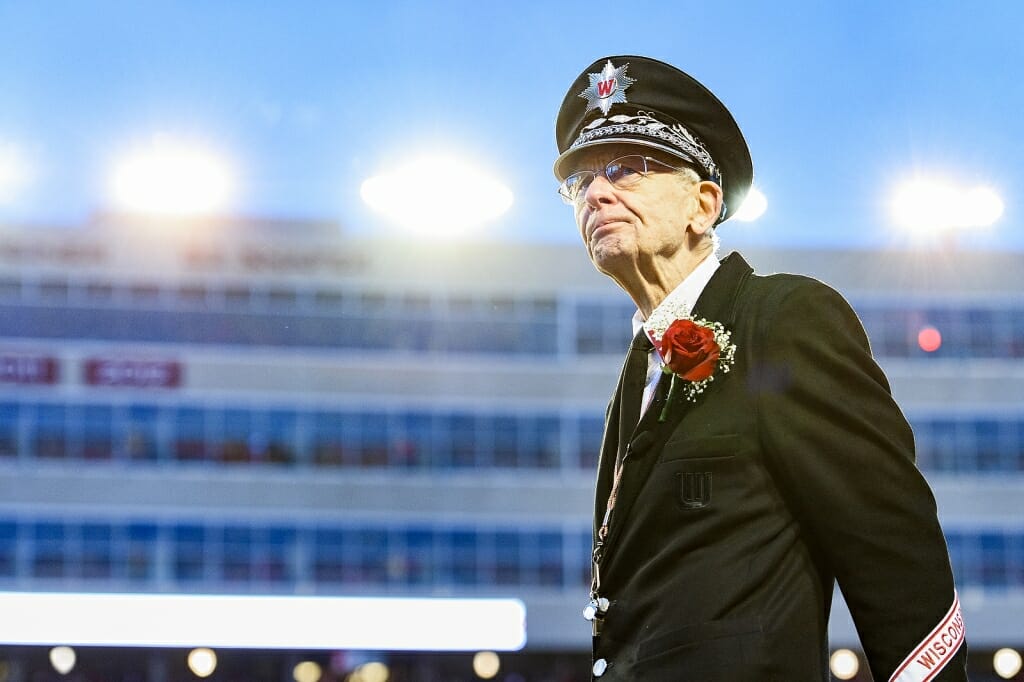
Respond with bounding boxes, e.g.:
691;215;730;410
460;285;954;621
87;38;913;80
756;279;968;682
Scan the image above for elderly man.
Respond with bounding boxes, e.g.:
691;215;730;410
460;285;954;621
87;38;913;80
554;56;967;681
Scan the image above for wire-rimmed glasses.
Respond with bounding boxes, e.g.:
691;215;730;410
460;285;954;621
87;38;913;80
557;155;690;205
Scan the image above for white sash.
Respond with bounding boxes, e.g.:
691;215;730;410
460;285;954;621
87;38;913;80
888;592;965;682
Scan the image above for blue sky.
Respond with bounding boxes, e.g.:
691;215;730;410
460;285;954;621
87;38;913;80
0;1;1021;250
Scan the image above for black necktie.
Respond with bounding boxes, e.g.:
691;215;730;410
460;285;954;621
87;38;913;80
617;328;653;467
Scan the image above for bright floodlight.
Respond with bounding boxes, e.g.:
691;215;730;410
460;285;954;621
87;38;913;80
994;648;1023;679
293;661;322;682
0;592;526;651
0;142;31;204
109;135;234;216
360;155;513;235
732;186;767;222
829;649;859;680
890;177;1004;236
49;646;76;674
187;648;217;678
352;661;390;682
473;651;501;679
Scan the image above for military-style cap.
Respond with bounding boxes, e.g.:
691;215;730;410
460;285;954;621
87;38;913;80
554;55;753;223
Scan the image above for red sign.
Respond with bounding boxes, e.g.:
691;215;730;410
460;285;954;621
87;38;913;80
0;355;59;385
84;359;182;388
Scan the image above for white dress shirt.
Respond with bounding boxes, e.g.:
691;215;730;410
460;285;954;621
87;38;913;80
630;253;720;419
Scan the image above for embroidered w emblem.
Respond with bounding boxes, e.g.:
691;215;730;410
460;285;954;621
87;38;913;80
679;471;712;509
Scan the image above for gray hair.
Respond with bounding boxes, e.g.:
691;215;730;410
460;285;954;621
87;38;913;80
675;166;720;256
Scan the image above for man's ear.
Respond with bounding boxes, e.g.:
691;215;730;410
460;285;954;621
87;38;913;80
690;180;724;235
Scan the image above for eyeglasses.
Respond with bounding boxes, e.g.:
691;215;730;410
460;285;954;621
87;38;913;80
557;155;691;205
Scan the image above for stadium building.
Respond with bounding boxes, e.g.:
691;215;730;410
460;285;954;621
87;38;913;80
0;216;1021;681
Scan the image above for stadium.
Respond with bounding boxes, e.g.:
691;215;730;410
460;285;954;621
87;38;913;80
1;3;1022;680
0;214;1020;680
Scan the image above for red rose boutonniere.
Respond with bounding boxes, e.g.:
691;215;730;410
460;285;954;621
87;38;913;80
649;317;737;421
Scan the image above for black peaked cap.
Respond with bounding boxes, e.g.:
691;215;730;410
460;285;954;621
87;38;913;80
554;55;753;223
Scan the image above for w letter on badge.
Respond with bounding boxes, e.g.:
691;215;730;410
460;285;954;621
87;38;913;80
679;472;712;509
596;79;616;98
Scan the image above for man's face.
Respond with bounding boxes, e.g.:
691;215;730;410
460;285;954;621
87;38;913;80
567;144;700;277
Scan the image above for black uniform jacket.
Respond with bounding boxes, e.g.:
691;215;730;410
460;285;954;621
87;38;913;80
590;252;967;681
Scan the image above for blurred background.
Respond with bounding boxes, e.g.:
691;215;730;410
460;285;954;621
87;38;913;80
0;1;1022;680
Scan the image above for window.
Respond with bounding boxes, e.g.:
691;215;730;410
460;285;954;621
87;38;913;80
578;415;605;469
222;526;253;582
0;522;16;576
312;528;348;583
128;283;162;305
82;405;114;460
81;524;113;579
31;404;67;459
124;523;157;581
311;411;345;467
449;529;479;586
37;280;69;303
174;407;207;462
0;402;19;458
256;527;295;583
0;279;21;300
173;525;207;582
122;404;160;461
221;409;252;464
84;282;114;303
32;522;66;578
264;410;297;465
176;284;209;307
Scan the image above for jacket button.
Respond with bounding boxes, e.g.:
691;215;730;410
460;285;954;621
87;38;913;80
592;658;608;677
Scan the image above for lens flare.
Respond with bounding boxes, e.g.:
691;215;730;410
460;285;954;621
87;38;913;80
360;155;513;235
109;135;234;216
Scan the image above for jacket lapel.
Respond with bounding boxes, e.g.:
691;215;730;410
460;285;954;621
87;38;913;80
594;354;629;533
597;252;755;557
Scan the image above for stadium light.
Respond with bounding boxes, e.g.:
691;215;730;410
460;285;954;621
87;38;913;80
108;135;234;216
732;186;767;222
293;661;322;682
360;155;513;235
187;648;217;678
0;142;31;204
829;649;859;680
994;648;1022;679
350;661;390;682
890;176;1004;237
49;646;76;674
0;592;527;651
473;651;501;679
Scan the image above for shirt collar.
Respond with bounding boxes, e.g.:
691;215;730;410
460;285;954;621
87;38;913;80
631;252;721;341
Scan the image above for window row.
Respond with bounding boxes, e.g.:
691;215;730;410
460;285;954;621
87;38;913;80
0;277;559;318
856;307;1024;358
576;301;1024;358
947;531;1024;590
0;401;578;468
4;297;1024;358
0;519;1020;591
2;399;1023;473
914;418;1024;472
0;519;584;591
0;305;558;354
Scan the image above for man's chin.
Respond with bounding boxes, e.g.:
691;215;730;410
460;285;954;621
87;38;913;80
590;238;633;274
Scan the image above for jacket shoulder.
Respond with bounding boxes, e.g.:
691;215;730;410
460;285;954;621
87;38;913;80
742;271;856;317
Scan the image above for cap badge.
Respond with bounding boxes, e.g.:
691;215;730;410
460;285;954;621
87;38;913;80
579;60;635;116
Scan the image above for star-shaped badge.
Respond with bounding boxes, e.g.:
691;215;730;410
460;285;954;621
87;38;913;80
579;60;635;116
